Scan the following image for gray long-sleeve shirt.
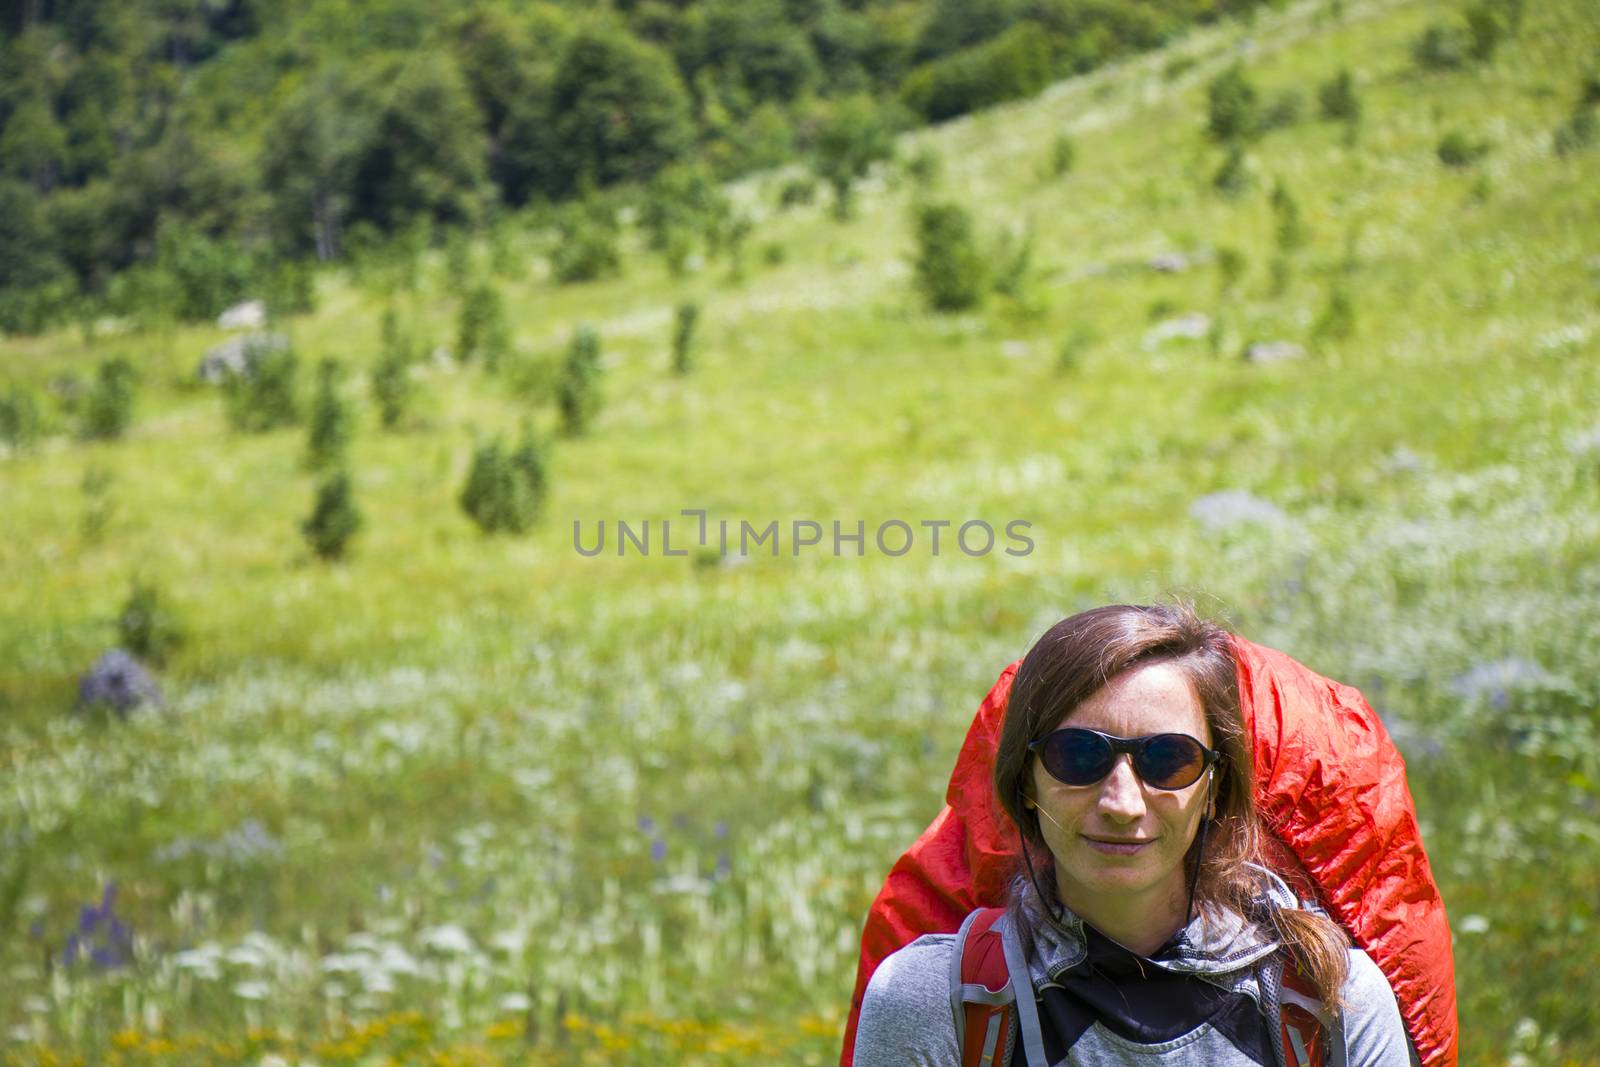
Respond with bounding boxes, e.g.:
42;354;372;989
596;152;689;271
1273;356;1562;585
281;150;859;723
854;874;1411;1067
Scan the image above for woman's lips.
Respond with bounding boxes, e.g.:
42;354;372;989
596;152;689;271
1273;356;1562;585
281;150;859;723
1083;836;1153;856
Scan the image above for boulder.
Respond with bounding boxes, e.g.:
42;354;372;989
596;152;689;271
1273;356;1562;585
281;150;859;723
1142;312;1211;349
198;333;289;384
78;649;162;718
1189;489;1288;532
217;299;266;331
1147;252;1191;273
1243;340;1306;364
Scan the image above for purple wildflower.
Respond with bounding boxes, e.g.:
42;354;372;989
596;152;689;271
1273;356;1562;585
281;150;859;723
61;883;134;971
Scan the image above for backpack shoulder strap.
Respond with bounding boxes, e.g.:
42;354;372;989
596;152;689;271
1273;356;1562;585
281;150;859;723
1278;963;1341;1067
950;907;1015;1067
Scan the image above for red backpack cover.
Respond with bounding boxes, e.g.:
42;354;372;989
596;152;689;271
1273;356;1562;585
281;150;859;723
841;635;1458;1066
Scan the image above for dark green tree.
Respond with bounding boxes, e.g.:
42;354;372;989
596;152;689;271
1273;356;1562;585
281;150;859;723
677;0;820;105
0;94;68;192
460;425;546;534
305;358;351;470
1212;144;1251;197
1271;181;1307;255
912;200;985;312
550;28;695;195
508;419;549;522
117;575;185;667
350;53;490;234
371;309;414;431
303;468;361;561
557;326;603;436
80;357;137;441
814;94;900;220
900;23;1051;123
1206;63;1258;144
0;384;43;453
1437;130;1489;168
1318;69;1361;125
225;341;300;433
672;301;700;375
552;199;622;284
456;282;511;368
261;67;378;261
1050;134;1076;176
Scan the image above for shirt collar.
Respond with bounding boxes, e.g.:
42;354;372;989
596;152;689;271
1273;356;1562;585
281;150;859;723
1012;863;1295;985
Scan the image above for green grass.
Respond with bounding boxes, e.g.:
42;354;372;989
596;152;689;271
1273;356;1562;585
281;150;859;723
3;0;1600;1063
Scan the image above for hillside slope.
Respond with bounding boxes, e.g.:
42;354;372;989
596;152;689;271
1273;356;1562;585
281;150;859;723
2;0;1598;1063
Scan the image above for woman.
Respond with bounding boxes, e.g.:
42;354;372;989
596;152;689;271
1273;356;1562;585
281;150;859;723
853;603;1411;1067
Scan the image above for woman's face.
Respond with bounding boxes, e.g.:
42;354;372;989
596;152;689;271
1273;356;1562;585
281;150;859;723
1027;659;1214;920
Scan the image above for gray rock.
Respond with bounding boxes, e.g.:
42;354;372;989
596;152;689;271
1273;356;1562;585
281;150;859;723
1567;424;1600;458
1189;490;1288;532
1148;252;1191;273
1449;657;1553;710
216;299;266;331
1142;312;1212;349
1243;340;1306;364
198;333;289;384
77;649;162;718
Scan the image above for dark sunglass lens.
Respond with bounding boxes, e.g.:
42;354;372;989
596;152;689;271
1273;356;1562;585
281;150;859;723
1044;730;1113;785
1137;735;1207;789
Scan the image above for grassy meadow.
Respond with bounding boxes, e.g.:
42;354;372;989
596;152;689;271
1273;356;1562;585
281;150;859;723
3;0;1600;1063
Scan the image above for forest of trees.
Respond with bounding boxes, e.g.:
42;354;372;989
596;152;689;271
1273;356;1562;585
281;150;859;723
0;0;1277;334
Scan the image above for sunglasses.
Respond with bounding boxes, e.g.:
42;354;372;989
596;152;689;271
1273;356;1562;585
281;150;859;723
1028;728;1219;791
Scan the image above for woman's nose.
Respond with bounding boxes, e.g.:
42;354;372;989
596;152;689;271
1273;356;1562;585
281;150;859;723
1096;755;1147;822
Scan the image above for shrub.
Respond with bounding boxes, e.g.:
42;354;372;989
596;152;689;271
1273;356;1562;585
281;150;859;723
460;428;546;535
117;576;185;667
900;22;1051;124
1412;24;1466;71
1465;3;1504;63
814;94;901;220
371;310;415;431
1553;110;1598;157
552;201;622;284
263;258;317;320
1056;326;1095;373
303;468;361;561
80;463;115;542
1212;144;1251;197
1271;181;1308;254
777;176;818;209
80;358;137;441
672;301;700;375
456;283;512;368
912;200;986;312
305;359;351;470
717;213;754;281
1258;89;1304;132
1214;246;1246;295
557;326;603;436
155;224;253;323
1318;69;1361;124
1437;130;1489;168
1050;134;1076;176
1206;64;1258;143
224;341;300;432
640;164;731;265
1313;286;1357;343
0;385;42;453
905;145;943;186
991;220;1034;299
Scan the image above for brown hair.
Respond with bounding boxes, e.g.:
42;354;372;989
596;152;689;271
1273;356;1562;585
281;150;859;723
992;601;1350;1008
